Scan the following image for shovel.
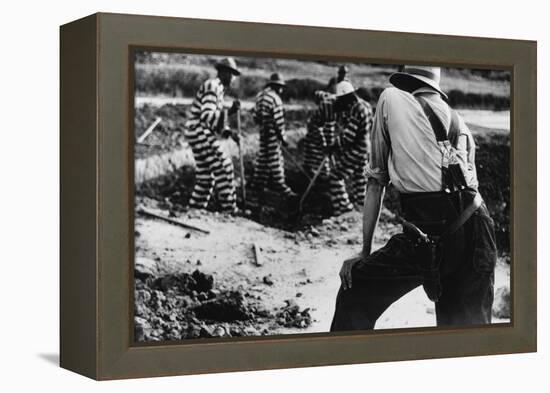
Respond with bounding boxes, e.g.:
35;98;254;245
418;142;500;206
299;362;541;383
297;155;330;219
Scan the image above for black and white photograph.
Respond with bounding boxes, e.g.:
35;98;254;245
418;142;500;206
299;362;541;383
132;51;511;342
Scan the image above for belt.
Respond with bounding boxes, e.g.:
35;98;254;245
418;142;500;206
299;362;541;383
401;192;482;244
400;192;483;302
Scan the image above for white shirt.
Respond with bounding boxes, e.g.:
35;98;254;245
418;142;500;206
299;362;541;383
366;86;478;193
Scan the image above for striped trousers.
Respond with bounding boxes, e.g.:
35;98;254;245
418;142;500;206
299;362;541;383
329;149;367;215
250;130;293;200
184;125;237;212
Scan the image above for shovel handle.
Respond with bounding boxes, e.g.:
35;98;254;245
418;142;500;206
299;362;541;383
298;155;329;212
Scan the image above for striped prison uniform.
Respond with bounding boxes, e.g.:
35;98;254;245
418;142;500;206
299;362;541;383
184;77;237;212
329;98;374;215
303;90;338;177
249;87;293;200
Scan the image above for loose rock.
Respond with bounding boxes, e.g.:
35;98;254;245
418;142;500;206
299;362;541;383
135;257;158;280
493;286;510;319
263;275;274;286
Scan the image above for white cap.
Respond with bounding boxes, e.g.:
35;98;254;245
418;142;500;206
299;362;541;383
335;81;355;97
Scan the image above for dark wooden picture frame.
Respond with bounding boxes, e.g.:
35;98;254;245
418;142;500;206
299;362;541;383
60;12;537;380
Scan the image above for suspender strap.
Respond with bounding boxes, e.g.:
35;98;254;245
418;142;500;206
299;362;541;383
415;95;461;146
415;95;449;142
415;94;468;192
404;95;482;241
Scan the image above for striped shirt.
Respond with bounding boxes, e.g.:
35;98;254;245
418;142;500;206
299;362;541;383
254;87;285;140
310;90;338;147
188;77;225;131
338;98;374;152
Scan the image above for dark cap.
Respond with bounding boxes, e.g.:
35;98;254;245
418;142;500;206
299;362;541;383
215;57;241;76
266;73;286;87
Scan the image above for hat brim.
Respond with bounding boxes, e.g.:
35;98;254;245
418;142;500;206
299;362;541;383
335;90;356;100
215;64;241;76
389;72;447;100
267;81;286;87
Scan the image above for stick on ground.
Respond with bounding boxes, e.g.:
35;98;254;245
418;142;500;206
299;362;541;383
252;243;263;266
137;208;210;234
137;117;162;144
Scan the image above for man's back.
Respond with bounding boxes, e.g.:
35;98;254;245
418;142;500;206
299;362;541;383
188;77;225;127
368;86;478;193
339;97;373;153
254;87;284;131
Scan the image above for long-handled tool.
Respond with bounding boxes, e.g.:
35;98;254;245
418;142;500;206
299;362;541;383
281;144;312;181
137;117;162;144
298;155;329;215
137;208;210;234
236;108;246;209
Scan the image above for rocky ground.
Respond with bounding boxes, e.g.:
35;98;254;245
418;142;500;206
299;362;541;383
134;196;511;342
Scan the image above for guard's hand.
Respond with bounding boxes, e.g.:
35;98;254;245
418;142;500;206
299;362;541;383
339;252;364;290
229;99;241;115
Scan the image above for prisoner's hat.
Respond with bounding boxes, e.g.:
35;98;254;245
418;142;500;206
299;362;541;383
335;81;356;97
389;66;447;100
215;57;241;76
267;73;286;87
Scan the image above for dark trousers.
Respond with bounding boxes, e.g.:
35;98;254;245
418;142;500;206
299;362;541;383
330;193;497;331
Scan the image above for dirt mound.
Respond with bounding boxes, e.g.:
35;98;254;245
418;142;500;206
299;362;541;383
474;132;510;252
134;268;313;342
275;299;313;328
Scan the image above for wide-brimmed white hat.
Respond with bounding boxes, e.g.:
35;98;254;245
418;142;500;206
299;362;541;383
389;66;447;100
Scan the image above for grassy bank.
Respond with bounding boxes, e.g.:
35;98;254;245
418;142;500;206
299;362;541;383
134;53;510;111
